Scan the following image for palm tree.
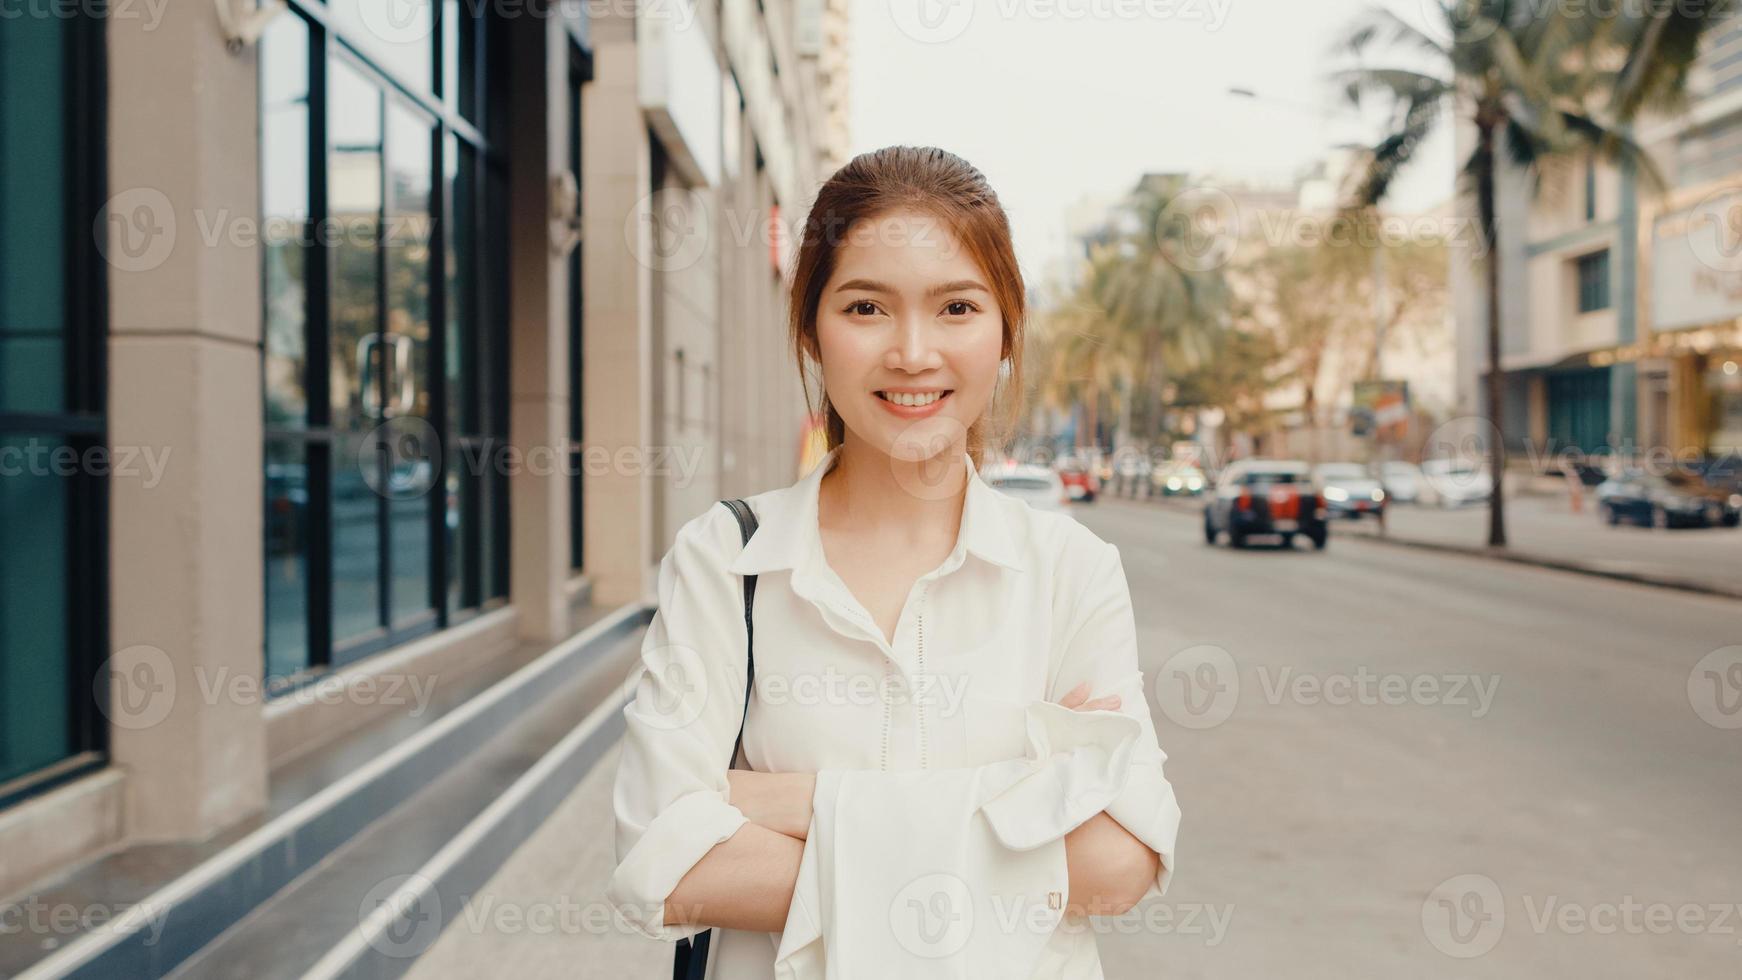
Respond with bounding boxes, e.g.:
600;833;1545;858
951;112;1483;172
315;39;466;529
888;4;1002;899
1036;176;1233;453
1103;174;1233;378
1609;1;1737;122
1335;1;1680;547
1036;246;1142;453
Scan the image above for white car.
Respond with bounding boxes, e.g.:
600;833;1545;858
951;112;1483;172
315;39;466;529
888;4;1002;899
1379;461;1423;504
1420;458;1493;508
983;463;1069;513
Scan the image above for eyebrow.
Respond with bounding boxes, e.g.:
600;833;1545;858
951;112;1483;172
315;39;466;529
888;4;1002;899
832;278;991;298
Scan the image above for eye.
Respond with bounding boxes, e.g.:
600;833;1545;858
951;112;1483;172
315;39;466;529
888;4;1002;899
942;300;980;318
843;300;881;318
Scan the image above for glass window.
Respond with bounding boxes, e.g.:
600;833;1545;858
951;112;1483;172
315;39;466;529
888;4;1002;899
386;101;435;627
262;13;311;430
260;1;508;686
328;54;387;652
262;13;314;683
0;16;67;415
265;439;311;682
1577;250;1610;313
0;436;73;787
0;10;106;800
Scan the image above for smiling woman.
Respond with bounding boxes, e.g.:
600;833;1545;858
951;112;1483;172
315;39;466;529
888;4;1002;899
608;146;1181;980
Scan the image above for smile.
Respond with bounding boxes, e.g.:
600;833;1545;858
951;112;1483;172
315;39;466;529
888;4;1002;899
874;389;953;416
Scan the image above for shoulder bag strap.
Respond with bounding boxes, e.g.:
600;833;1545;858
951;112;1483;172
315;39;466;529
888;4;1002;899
673;498;760;980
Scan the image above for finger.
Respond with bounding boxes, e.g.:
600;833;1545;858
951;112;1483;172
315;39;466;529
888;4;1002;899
1057;681;1090;709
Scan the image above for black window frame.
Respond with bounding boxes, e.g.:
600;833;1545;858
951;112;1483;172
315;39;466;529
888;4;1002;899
568;41;591;573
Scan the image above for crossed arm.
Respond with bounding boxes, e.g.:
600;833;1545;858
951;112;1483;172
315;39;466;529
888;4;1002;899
662;682;1164;933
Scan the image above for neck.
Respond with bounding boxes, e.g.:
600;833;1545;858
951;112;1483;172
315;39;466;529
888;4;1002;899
820;434;969;545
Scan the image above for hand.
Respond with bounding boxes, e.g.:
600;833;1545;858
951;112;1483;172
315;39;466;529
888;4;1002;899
1055;680;1121;713
727;770;816;841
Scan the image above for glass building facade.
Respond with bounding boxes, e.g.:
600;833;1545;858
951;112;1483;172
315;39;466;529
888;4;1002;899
261;1;511;690
0;10;108;806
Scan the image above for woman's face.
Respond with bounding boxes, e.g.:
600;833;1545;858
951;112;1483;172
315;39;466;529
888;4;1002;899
814;208;1005;463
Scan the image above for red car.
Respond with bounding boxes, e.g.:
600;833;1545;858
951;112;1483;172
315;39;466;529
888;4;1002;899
1056;458;1099;502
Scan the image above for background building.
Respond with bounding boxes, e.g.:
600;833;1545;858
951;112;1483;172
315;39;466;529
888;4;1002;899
1452;15;1742;462
0;0;846;973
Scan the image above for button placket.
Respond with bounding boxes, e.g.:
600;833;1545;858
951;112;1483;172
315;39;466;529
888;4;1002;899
916;580;931;770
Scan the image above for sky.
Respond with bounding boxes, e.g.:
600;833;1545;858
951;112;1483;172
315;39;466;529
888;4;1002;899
846;0;1458;291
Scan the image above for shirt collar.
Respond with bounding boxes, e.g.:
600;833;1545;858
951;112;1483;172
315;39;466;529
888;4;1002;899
728;444;1026;576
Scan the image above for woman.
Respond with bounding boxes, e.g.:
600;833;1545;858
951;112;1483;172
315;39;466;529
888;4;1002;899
608;145;1181;978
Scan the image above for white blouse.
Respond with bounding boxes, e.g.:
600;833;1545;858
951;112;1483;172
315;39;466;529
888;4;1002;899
608;445;1182;978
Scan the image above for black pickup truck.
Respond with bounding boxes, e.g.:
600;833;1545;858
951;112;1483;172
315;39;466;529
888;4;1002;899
1203;459;1329;550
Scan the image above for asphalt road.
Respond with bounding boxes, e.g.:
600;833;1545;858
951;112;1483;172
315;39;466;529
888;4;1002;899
1078;495;1742;979
407;494;1742;979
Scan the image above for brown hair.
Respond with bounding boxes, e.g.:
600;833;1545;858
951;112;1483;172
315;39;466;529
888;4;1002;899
786;145;1026;468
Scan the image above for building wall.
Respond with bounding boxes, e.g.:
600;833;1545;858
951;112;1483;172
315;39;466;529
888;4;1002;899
0;0;847;899
1453;19;1742;460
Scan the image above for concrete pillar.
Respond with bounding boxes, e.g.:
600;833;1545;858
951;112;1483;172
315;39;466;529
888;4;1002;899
581;11;655;605
104;2;267;840
506;16;573;643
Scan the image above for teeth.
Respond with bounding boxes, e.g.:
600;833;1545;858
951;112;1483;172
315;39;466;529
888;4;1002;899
881;391;944;407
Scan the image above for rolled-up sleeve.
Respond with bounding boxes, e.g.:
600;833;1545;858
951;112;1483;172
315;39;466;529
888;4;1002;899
606;505;754;942
1049;538;1183;900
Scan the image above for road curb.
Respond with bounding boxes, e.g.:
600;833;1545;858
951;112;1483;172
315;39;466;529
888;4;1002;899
1110;493;1742;603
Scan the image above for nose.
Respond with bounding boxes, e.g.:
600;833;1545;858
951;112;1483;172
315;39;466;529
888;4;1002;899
884;310;943;372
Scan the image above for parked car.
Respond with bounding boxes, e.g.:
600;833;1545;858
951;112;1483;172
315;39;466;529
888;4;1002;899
1056;456;1099;502
1597;469;1741;529
1203;459;1328;550
1420;458;1493;508
1378;461;1423;504
1313;462;1387;521
1152;460;1208;497
983;463;1069;513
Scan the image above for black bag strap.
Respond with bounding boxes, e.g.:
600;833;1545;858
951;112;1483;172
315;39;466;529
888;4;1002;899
719;498;759;772
673;498;760;980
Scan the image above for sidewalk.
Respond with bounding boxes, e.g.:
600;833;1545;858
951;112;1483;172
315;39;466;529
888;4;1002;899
401;739;665;980
1343;490;1742;599
1141;487;1742;600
